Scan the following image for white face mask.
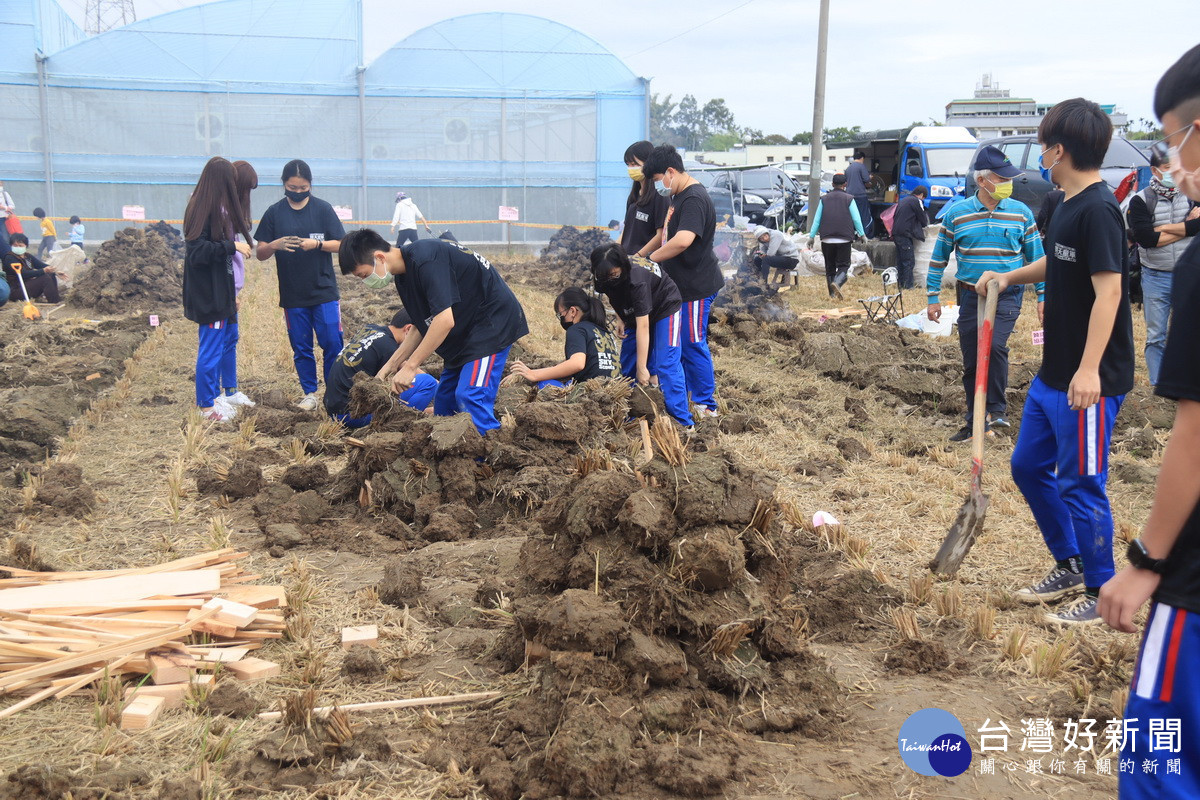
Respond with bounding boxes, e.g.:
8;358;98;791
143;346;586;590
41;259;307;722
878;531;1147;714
1168;124;1200;202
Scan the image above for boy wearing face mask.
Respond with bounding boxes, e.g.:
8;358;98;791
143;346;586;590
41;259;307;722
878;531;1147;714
977;99;1135;626
927;145;1046;442
1126;151;1199;386
338;230;528;436
2;233;60;304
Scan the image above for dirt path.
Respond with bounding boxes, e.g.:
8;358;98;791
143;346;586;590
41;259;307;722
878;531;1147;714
0;256;1164;799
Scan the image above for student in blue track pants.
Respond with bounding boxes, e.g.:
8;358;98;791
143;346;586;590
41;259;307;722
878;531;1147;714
254;159;346;411
641;144;724;417
590;244;693;427
510;287;621;390
1098;46;1200;800
338;229;528;436
182;156;253;422
976;97;1135;626
323;310;438;429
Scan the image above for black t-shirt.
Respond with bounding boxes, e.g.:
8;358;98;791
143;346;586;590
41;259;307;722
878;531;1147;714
565;320;620;382
661;183;723;302
621;191;670;255
601;258;682;327
1152;236;1200;614
394;239;529;369
323;324;396;415
1038;181;1135;396
254;196;345;309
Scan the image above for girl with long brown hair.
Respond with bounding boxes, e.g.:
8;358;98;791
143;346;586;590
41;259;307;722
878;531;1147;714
183;156;252;422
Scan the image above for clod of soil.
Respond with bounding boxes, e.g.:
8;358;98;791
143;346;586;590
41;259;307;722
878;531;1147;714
264;523;308;550
281;461;329;491
515;590;630;655
718;413;767;435
34;462;96;517
70;227;182;314
836;436;870;462
884;639;951;674
146;220;185;259
342;645;385;679
203;682;260;718
378;559;424;607
195;459;264;499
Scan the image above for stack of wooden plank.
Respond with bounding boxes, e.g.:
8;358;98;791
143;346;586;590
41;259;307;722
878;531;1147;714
0;548;286;727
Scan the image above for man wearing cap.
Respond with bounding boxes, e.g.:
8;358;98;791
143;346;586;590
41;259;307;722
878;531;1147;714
927;145;1046;442
846;150;874;238
391;191;432;247
808;173;867;298
323;310;438;429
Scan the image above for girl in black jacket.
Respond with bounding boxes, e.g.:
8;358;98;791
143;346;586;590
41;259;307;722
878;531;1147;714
183;157;252;422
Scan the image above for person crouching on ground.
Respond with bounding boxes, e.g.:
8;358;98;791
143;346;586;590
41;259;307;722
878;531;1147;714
590;243;693;428
3;234;60;305
510;287;621;388
751;225;800;286
324;309;437;428
976;98;1135;625
338;229;528;436
182;156;253;423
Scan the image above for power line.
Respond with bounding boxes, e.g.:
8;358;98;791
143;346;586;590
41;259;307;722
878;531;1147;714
623;0;758;59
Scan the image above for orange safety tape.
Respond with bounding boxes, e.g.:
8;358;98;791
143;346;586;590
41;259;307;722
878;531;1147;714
8;216;607;230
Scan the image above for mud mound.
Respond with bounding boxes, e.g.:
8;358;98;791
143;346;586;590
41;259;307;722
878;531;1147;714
146;220;185;259
713;268;796;324
70;227;182;314
505;226;613;289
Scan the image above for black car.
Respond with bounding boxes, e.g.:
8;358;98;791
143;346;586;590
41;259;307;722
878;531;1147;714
700;166;803;226
963;134;1149;215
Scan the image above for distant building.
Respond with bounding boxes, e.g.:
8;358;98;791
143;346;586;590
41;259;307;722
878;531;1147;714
945;74;1127;139
685;143;854;170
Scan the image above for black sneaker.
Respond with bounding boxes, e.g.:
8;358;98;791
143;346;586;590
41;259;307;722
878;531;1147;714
1044;594;1101;626
949;426;972;442
1015;566;1084;604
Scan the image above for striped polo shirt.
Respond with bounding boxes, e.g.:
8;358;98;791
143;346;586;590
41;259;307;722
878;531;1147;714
927;195;1046;301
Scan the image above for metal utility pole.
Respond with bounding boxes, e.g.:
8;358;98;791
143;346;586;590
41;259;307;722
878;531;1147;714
85;0;136;35
806;0;830;221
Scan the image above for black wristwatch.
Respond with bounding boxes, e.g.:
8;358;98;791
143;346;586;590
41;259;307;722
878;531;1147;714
1127;539;1168;574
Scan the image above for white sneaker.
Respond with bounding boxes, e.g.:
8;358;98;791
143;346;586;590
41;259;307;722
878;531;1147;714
223;391;256;408
296;392;320;411
213;394;238;420
201;404;234;423
698;408;719;419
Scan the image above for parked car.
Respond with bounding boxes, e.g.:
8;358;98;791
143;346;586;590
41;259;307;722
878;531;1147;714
702;166;804;225
780;161;835;196
964;134;1150;214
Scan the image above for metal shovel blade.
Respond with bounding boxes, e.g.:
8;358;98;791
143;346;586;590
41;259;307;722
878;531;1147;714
930;478;988;574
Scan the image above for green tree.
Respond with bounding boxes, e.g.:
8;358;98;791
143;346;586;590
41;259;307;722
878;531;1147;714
791;131;813;145
702;132;740;151
1126;117;1163;140
649;93;679;144
822;125;863;144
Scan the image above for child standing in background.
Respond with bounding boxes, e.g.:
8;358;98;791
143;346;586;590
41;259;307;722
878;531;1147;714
69;216;85;250
33;209;55;259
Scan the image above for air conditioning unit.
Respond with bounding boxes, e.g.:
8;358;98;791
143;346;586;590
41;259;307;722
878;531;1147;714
196;112;224;154
444;117;469;145
372;144;389;159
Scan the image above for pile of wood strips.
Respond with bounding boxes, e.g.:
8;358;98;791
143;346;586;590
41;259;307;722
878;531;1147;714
0;548;285;727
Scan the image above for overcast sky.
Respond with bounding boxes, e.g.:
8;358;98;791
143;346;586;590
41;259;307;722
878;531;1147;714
59;0;1197;135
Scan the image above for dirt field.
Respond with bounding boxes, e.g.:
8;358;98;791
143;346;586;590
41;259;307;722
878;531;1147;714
0;240;1170;799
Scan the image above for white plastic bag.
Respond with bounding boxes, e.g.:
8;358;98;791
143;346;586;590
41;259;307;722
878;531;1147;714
895;305;959;337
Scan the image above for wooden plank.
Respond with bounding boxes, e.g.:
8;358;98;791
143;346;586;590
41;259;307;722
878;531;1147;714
0;570;223;612
148;653;196;685
123;674;211;709
213;585;287;609
224;657;280;682
0;549;240;582
190;647;250;664
121;694;165;730
201;598;259;627
28;600;205;616
185;609;240;639
257;690;502;721
341;625;378;650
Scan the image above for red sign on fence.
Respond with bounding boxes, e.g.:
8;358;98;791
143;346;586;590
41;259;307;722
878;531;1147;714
498;206;519;222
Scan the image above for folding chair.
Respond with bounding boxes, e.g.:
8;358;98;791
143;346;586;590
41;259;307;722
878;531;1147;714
858;267;904;322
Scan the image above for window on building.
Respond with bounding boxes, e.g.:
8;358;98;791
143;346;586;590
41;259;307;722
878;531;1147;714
784;156;793;161
829;155;836;162
766;156;774;162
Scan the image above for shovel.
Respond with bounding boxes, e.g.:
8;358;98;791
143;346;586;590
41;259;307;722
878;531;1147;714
929;278;1000;575
11;263;41;320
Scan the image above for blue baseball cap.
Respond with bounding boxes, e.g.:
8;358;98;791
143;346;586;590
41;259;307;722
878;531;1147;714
973;145;1023;179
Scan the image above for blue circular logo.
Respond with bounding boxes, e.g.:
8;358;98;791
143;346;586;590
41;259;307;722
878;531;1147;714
898;708;973;776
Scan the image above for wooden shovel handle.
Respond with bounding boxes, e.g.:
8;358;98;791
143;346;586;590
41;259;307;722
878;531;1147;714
970;280;1002;466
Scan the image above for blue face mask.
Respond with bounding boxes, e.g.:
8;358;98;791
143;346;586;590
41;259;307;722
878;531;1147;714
654;176;672;197
1037;147;1061;184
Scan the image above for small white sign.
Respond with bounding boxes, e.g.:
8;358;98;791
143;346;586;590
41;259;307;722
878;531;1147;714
122;205;145;221
498;206;520;222
333;205;353;221
149;314;160;327
1032;329;1044;346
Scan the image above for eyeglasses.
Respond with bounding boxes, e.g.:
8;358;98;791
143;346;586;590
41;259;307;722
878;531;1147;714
1150;122;1194;166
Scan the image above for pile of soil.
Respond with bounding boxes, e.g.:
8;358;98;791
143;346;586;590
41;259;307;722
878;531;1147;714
506;226;613;289
145;220;185;259
712;266;795;324
70;227;182;315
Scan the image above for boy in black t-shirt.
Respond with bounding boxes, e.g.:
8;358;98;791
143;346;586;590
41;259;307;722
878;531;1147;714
977;98;1135;626
1099;46;1200;799
323;310;437;428
641;144;723;417
338;230;528;436
509;287;620;388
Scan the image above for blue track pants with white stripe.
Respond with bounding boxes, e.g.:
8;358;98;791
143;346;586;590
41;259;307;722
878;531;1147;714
618;310;694;427
196;318;235;408
434;346;510;435
1121;601;1200;799
1011;376;1125;588
680;295;717;412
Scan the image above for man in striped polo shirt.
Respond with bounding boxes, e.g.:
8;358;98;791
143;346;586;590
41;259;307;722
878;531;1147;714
927;145;1045;442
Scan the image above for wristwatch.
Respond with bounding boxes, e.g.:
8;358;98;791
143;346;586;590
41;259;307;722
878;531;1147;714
1127;538;1168;574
